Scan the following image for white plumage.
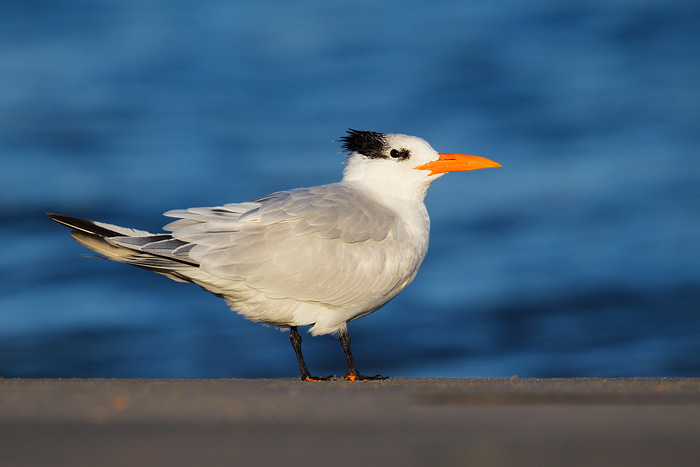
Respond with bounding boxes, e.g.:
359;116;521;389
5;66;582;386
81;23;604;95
49;130;500;381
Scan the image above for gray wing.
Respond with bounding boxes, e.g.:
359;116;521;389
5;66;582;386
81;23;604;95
159;183;416;307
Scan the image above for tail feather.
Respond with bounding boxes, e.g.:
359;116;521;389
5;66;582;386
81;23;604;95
48;213;198;283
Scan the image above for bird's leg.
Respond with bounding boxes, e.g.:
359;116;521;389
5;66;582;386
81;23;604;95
289;326;336;382
339;328;388;381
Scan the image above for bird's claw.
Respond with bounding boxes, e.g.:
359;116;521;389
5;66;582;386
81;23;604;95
301;374;337;382
343;373;389;381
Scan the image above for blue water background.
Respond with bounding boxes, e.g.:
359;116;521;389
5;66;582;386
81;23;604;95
2;0;699;378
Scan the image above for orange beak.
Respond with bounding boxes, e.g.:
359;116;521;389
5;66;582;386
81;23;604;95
416;153;501;176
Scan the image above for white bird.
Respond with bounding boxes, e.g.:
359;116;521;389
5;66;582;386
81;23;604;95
49;130;500;381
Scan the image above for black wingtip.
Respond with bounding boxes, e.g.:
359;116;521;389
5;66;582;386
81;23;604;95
48;213;119;238
47;212;75;227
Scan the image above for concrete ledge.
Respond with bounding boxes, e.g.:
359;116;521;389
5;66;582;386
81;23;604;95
2;378;700;466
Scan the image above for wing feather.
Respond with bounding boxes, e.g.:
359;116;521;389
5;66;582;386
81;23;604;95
165;182;420;309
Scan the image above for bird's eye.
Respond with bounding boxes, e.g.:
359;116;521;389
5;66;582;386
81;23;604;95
389;148;410;160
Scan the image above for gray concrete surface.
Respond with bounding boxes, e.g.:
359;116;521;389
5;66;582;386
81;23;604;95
1;377;700;466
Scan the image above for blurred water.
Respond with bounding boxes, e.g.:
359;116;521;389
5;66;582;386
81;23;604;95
1;0;699;378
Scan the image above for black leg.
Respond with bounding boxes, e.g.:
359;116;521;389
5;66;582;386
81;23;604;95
289;326;335;381
339;328;388;381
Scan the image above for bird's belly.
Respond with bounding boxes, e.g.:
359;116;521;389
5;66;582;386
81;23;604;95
194;235;427;335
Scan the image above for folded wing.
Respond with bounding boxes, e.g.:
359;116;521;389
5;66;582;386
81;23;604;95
158;183;414;308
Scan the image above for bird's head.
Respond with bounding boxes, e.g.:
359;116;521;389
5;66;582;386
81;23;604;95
340;129;500;202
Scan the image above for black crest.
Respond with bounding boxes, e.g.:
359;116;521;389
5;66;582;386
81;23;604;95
339;129;388;159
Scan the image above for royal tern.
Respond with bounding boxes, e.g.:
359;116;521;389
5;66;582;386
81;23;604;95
49;130;500;381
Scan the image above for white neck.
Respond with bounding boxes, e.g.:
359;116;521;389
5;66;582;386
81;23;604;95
341;156;434;239
341;154;440;203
